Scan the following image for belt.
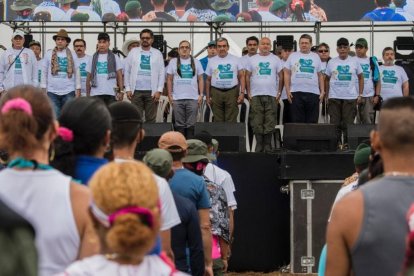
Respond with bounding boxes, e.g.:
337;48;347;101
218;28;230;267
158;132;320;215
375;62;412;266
212;85;237;92
134;90;152;93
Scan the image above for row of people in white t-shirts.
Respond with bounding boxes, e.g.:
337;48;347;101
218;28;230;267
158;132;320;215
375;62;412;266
2;46;408;102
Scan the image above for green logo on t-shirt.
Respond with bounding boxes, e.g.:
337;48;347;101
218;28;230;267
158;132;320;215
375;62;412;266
180;64;193;79
140;55;151;70
336;65;352;81
258;62;271;75
382;70;398;84
15;57;22;70
361;64;370;79
58;57;68;73
79;62;87;77
218;64;233;79
97;61;108;74
299;59;315;74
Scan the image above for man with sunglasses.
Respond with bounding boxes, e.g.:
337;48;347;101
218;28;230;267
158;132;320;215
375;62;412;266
317;43;330;74
124;28;165;123
325;38;364;150
355;38;381;124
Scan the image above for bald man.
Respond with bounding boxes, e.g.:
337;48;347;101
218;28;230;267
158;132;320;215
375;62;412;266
326;97;414;276
245;37;283;152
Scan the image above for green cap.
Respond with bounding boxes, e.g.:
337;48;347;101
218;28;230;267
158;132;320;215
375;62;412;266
10;0;36;11
143;149;173;179
354;143;371;167
182;139;209;163
125;0;141;12
270;0;287;12
355;38;368;48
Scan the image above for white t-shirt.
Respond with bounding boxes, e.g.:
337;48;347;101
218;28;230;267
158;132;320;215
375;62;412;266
86;53;122;96
241;54;254;70
59;254;189;275
167;57;204;100
135;50;152;91
13;49;24;85
379;65;409;100
206;53;242;89
113;158;181;231
325;56;363;100
356;57;375;97
204;163;237;209
247;53;282;97
284;51;322;95
321;61;328;75
43;49;78;94
77;55;91;96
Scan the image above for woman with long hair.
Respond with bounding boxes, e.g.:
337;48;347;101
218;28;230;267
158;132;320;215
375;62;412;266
0;85;98;275
51;97;112;184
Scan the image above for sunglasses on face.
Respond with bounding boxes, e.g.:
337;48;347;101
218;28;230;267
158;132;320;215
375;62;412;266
318;49;329;53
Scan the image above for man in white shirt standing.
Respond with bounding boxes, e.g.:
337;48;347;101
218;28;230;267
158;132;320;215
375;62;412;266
29;40;43;87
206;37;245;122
73;38;90;97
325;37;364;150
124;29;165;123
379;47;409;101
41;29;80;117
86;33;123;106
284;34;325;123
0;30;38;95
246;37;283;152
354;38;381;124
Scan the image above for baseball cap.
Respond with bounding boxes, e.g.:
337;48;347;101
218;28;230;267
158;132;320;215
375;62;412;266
181;139;209;163
354;143;371;167
355;38;368;48
12;30;25;39
125;0;141;12
143;148;173;178
207;40;216;47
158;131;188;152
337;37;349;47
98;32;110;41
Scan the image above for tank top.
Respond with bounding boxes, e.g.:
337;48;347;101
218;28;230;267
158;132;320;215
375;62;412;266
0;168;80;276
352;176;414;275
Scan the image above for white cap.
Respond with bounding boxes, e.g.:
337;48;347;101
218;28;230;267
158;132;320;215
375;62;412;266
12;30;25;39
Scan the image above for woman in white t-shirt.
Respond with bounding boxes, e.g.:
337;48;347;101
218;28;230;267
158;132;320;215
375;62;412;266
60;161;188;276
167;40;204;138
0;86;98;276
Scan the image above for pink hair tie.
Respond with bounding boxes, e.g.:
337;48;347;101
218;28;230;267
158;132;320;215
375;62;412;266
108;206;154;228
1;98;32;115
58;127;74;142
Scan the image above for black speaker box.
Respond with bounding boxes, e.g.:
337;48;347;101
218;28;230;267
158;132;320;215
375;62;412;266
347;124;376;150
136;123;173;153
195;122;246;152
283;123;337;152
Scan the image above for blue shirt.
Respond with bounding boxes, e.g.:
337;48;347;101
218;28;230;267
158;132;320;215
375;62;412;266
169;169;211;209
75;155;108;185
361;8;406;21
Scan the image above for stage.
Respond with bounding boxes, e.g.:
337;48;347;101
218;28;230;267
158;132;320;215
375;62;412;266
218;151;355;273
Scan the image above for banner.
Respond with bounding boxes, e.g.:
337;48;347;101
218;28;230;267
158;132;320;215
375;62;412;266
4;0;413;22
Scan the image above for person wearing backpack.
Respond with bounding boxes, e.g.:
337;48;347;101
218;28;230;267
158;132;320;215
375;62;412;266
355;38;381;124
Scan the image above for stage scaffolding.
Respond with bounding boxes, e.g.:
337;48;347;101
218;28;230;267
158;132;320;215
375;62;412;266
1;21;414;57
